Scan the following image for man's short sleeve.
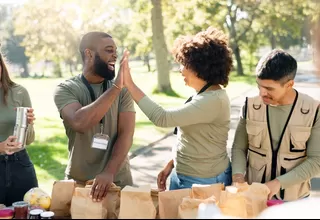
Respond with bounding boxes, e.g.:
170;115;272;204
119;88;135;113
54;83;80;113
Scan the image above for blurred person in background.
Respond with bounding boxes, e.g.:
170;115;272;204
123;27;234;191
311;19;320;71
0;49;37;206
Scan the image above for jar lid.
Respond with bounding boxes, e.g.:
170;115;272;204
40;211;54;218
29;209;44;215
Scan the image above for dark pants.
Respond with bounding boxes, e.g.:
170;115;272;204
0;149;38;206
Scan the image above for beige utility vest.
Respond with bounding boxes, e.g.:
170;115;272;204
245;92;319;201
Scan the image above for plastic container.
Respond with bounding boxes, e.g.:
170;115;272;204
0;208;14;219
267;200;284;207
12;201;29;219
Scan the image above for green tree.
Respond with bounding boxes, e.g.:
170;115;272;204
0;5;30;77
13;0;130;77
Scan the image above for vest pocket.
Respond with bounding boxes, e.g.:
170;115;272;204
279;155;309;201
247;149;267;184
246;121;265;149
289;126;311;152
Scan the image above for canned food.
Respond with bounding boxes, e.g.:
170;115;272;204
40;211;54;219
29;209;43;219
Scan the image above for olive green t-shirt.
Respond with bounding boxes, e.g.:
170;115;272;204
138;89;231;178
232;101;320;189
53;75;135;184
0;84;35;149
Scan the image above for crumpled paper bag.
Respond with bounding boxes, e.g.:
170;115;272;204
70;186;108;219
151;189;160;219
118;185;156;219
70;181;121;219
178;195;216;219
158;188;190;219
191;183;224;200
218;182;270;218
50;179;76;218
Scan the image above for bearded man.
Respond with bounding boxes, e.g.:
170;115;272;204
54;32;135;202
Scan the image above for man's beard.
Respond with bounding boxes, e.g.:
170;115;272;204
93;54;115;80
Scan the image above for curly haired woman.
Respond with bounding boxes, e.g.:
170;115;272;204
123;27;233;190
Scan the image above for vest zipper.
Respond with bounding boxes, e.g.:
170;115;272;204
267;91;298;181
280;166;286;199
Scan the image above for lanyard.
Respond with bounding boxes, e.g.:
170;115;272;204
173;83;212;135
81;75;108;132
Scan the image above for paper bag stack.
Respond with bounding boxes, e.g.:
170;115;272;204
178;183;223;219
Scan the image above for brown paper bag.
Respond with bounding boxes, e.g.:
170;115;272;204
178;196;216;219
151;189;160;219
191;183;224;200
75;180;121;219
70;186;108;219
218;183;270;218
102;185;121;219
50;179;76;218
219;186;247;218
118;185;156;219
243;183;269;218
158;188;190;219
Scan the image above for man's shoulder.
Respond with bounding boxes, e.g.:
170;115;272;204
58;75;82;88
298;91;320;104
55;75;85;95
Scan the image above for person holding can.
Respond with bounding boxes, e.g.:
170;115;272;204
0;50;38;206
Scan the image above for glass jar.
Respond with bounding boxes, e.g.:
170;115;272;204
12;201;29;219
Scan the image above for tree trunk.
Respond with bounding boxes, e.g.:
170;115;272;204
143;55;151;72
151;0;172;93
233;44;244;76
53;62;62;78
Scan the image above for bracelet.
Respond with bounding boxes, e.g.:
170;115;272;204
112;83;121;90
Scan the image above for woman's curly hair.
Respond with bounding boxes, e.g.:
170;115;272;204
172;27;233;87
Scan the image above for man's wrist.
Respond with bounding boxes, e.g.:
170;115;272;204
112;83;122;90
103;164;117;176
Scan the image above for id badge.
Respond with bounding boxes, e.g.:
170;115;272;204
91;133;109;150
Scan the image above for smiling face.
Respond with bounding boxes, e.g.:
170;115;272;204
256;78;294;105
179;64;198;88
84;36;117;80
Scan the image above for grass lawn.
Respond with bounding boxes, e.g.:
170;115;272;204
12;60;255;195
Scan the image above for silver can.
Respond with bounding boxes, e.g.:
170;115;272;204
12;107;29;148
15;107;29;127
